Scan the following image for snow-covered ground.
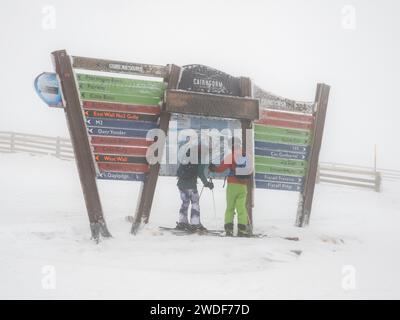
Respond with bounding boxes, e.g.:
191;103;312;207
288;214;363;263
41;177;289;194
0;152;399;299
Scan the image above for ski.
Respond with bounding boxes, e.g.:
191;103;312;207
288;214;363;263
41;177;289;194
124;217;299;241
158;226;224;233
158;226;299;240
159;226;267;239
158;226;224;236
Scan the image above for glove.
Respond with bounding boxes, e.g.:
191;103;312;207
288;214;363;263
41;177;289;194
205;181;214;190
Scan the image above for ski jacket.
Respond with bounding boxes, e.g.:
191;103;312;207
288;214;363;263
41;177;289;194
212;151;250;185
177;163;208;190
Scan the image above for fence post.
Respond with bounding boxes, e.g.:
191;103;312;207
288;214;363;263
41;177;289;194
10;132;15;153
55;136;61;158
373;145;381;192
375;172;381;192
316;166;320;184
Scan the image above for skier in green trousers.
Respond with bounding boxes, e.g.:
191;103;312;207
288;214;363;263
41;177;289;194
209;137;252;237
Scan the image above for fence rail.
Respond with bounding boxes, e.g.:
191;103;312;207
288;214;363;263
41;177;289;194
1;131;399;191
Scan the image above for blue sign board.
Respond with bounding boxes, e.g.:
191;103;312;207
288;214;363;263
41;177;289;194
86;118;157;131
255;148;308;160
255;173;304;184
255;180;303;192
255;140;309;154
97;171;146;182
87;127;149;138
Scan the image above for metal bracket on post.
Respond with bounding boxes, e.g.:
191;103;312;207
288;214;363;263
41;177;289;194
296;83;330;227
52;50;111;242
131;64;182;234
239;77;255;229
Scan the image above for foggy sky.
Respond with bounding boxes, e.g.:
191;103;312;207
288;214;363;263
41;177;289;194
0;0;399;170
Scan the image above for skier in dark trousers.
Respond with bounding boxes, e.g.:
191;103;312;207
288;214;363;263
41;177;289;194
176;144;214;232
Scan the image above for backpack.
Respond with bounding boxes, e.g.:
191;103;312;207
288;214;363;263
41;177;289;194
177;163;198;180
232;155;252;180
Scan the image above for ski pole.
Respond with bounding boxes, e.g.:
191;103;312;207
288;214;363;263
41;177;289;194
210;178;218;230
199;184;205;200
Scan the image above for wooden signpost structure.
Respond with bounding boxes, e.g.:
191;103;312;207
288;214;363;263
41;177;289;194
253;84;330;227
43;50;329;241
52;50;170;241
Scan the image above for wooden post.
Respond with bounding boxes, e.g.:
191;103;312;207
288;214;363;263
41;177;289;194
374;144;381;192
296;83;330;227
375;172;381;192
55;136;61;158
52;50;111;242
239;77;255;228
131;64;181;234
10;132;15;153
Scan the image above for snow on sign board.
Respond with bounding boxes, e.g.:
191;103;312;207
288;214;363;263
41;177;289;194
253;85;314;114
253;85;315;192
178;64;241;96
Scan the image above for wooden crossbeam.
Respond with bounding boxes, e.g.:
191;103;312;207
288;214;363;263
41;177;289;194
165;90;259;121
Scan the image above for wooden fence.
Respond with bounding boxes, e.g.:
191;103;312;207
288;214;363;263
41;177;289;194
0;131;74;160
318;162;382;192
1;131;399;192
379;168;400;182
